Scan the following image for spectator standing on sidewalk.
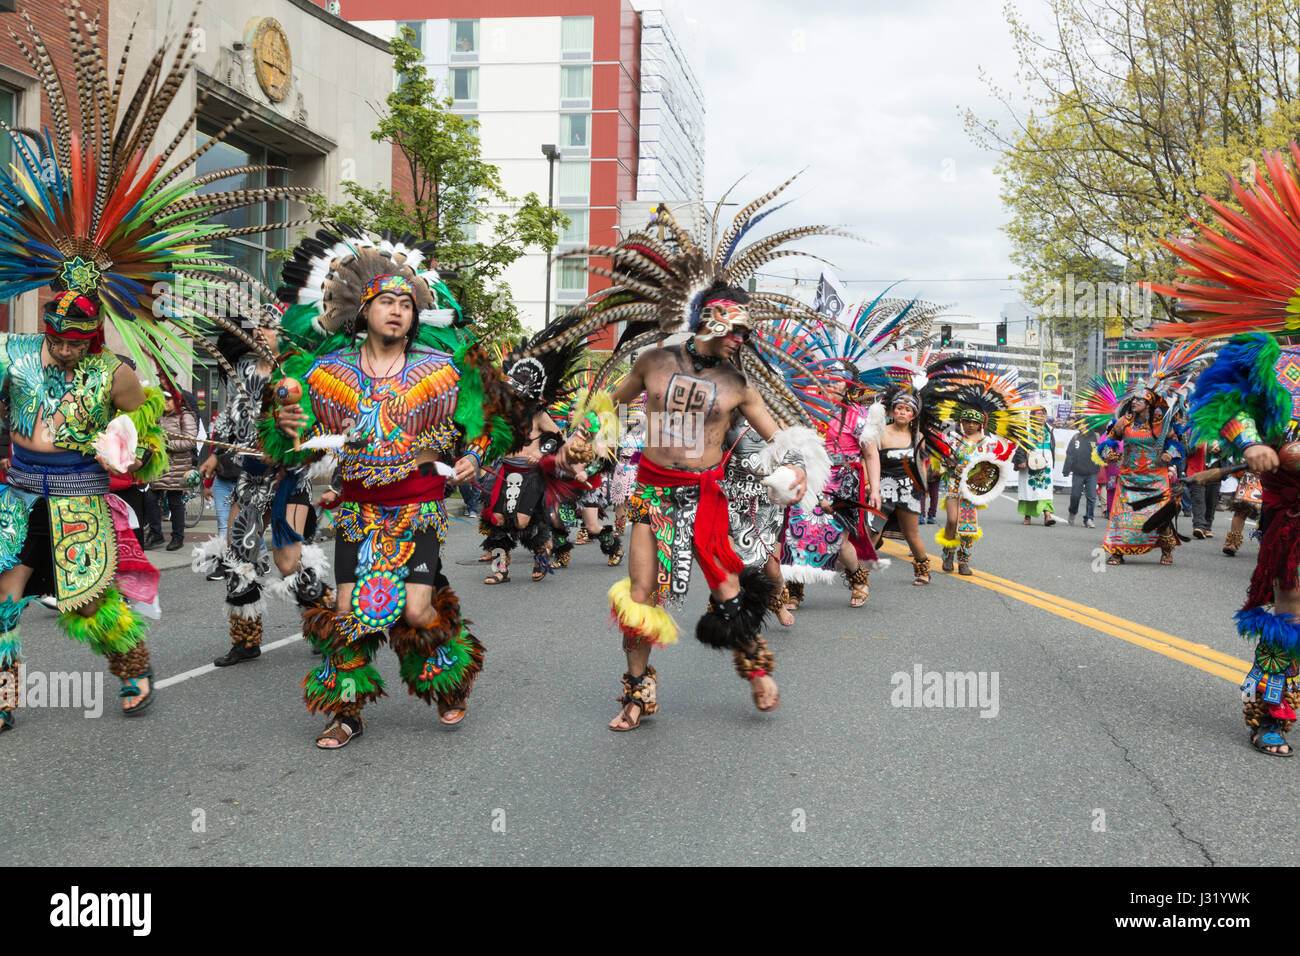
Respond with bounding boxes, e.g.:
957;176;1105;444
1063;425;1103;527
146;387;198;551
1189;439;1224;539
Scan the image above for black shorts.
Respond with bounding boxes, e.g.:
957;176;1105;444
333;524;447;589
18;497;56;598
488;467;546;523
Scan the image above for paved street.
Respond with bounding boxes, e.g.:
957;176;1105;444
0;494;1289;866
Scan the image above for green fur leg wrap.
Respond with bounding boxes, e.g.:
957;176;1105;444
58;587;145;657
302;635;386;715
0;629;19;668
397;625;484;706
128;387;170;483
0;596;24;666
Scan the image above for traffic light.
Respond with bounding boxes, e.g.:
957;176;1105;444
996;322;1008;345
940;324;953;347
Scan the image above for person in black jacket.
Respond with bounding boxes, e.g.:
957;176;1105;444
1063;426;1104;527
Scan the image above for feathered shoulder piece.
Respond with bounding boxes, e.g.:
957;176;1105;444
1143;144;1300;340
0;1;311;380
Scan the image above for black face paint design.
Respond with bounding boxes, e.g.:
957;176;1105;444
660;373;716;450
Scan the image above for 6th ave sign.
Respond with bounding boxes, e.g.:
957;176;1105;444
1116;340;1158;351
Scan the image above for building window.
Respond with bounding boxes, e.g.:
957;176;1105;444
450;20;479;56
397;20;424;53
560;113;589;150
559;209;588;244
561;65;591;101
557;161;589;202
557;257;588;294
561;16;593;58
450;67;478;103
194;124;288;283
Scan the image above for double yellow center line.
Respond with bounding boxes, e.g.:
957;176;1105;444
880;542;1251;683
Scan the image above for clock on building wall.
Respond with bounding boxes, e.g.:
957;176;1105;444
252;18;292;103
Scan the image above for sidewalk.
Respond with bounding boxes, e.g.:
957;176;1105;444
145;515;217;572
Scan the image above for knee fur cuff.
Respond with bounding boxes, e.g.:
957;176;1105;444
609;578;678;646
935;528;960;549
396;625;485;706
696;568;773;650
60;588;145;657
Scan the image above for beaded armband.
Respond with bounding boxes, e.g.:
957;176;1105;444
1221;415;1263;454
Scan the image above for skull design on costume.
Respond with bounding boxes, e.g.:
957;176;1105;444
504;473;523;512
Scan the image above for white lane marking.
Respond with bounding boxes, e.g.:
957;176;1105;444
153;632;304;690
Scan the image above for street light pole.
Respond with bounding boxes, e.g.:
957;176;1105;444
541;143;558;328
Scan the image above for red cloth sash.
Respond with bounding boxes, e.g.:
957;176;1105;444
340;470;445;507
637;456;743;590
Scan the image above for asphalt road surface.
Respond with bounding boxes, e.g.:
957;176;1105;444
0;494;1287;865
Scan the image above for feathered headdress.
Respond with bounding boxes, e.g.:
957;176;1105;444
500;323;584;410
1072;368;1128;433
1143;145;1300;340
526;173;863;427
753;292;957;426
0;1;310;380
277;225;441;336
920;361;1032;456
1119;341;1207;410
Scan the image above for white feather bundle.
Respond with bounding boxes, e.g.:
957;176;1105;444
190;536;227;574
859;402;887;450
419;308;455;327
757;426;832;510
306;451;339;483
299;434;349;452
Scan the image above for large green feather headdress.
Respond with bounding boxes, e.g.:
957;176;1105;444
0;1;311;380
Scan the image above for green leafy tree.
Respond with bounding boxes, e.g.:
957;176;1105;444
965;0;1300;358
306;28;567;339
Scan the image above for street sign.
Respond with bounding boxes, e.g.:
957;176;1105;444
1116;340;1157;351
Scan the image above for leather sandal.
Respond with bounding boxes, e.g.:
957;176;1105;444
610;667;658;732
316;714;363;749
438;698;468;726
912;556;931;586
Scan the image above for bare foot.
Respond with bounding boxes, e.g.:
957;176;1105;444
777;606;795;627
608;699;645;731
751;674;779;712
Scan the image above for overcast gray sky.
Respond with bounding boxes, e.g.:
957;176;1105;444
678;0;1050;327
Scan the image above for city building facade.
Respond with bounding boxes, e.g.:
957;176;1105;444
348;0;642;332
633;1;703;204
